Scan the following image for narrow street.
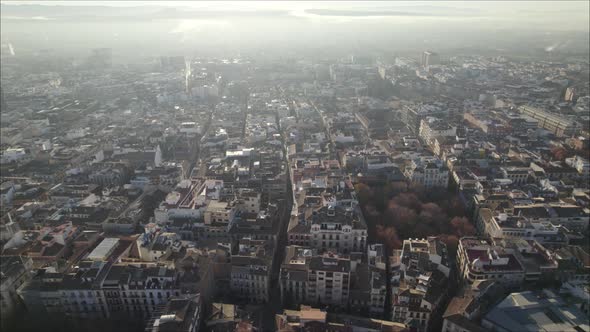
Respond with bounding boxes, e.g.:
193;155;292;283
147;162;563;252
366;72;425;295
259;92;295;331
259;196;292;331
188;105;214;179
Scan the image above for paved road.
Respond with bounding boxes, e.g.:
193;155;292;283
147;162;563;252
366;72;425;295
258;96;295;331
187;106;214;179
259;198;291;329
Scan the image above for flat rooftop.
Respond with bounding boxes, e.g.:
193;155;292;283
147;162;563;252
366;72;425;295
87;237;119;261
484;290;590;332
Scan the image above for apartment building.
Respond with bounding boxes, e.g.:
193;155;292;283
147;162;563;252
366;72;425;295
203;200;237;226
145;294;201;332
400;237;450;277
230;239;272;303
368;268;387;314
19;262;184;320
309;205;367;254
513;203;589;232
154;179;219;224
289;205;367;254
404;159;449;188
389;237;450;332
476;208;568;247
307;255;351;306
418;117;457;147
493;238;559;284
391;270;447;332
500;166;531;185
457;238;525;289
518;105;580;137
280;246;314;305
0;256;33;318
280;248;352;308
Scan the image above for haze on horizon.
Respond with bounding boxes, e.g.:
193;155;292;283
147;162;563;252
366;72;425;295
1;1;589;59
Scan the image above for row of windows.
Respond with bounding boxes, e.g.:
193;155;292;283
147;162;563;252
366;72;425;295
232;282;267;289
467;271;519;280
232;274;267;281
63;290;179;299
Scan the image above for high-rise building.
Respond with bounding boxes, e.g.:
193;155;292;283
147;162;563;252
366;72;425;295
421;51;440;67
565;86;576;102
0;87;7;112
185;60;192;94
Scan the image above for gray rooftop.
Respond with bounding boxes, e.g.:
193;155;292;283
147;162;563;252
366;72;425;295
483;290;590;332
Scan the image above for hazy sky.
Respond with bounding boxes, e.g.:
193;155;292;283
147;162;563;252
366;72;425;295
1;0;589;30
1;1;588;58
2;1;588;31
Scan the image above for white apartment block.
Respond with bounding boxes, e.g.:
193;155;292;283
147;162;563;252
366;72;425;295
203;200;237;226
306;256;351;306
308;205;367;254
288;205;367;255
405;159;449;188
419;117;457;146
